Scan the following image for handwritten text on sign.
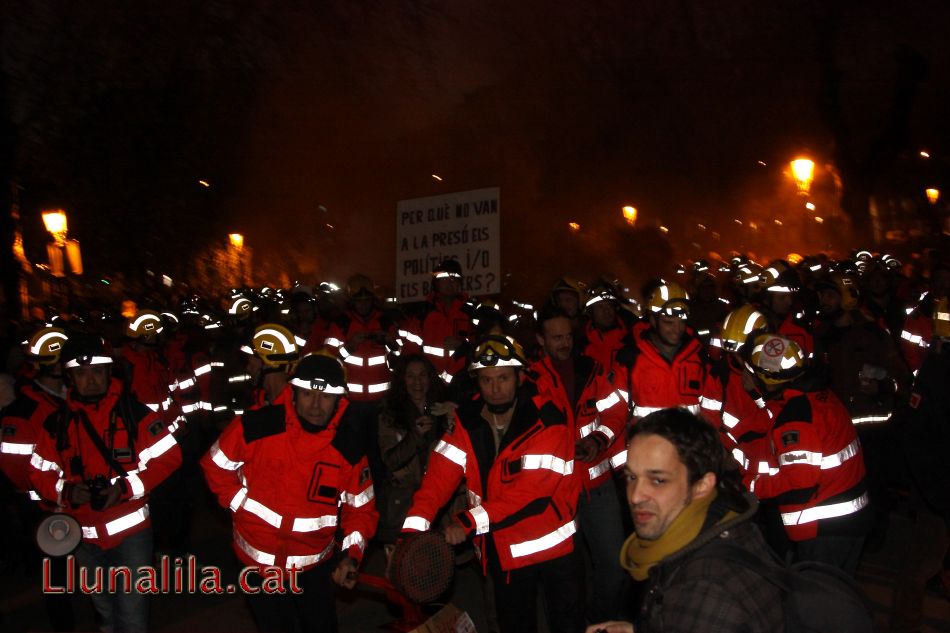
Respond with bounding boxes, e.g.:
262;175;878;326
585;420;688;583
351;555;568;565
395;187;500;302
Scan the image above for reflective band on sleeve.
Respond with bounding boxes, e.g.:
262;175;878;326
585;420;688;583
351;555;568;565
194;364;212;377
1;441;35;455
341;531;366;553
342;486;375;508
821;439;860;469
126;473;146;499
434;440;467;470
139;434;178;470
900;330;928;349
699;397;722;410
292;515;338;532
145;403;160;412
229;487;248;512
778;450;823;467
782;492;869;526
243;498;283;529
367;355;387;366
30;453;64;476
758;462;778;476
402;515;431;531
722;412;740;429
349;381;392;393
234;529;275;565
509;520;577;558
210;441;244;471
399;330;423;346
685;404;701;415
578;420;599;438
104;506;149;536
852;414;891;425
597;425;616;442
520;454;573;475
343;355;363;366
731;448;749;471
29;490;41;501
470;505;491;535
632;405;663;417
367;381;391;394
595;392;621;412
423;345;446;357
287;540;336;569
610;450;627;469
588;457;612;480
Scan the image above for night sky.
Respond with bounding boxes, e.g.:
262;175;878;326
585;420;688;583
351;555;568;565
6;0;950;301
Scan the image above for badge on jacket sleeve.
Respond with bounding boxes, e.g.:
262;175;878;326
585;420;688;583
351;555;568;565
148;420;165;437
781;431;799;447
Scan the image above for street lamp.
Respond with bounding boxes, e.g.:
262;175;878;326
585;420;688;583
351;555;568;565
42;209;68;246
790;159;815;195
622;205;638;226
229;233;244;250
926;188;940;205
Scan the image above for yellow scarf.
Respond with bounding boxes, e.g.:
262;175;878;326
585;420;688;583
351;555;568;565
620;490;733;581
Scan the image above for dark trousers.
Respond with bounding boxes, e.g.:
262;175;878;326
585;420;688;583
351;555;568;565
245;563;337;633
576;480;628;624
487;538;582;633
795;534;865;577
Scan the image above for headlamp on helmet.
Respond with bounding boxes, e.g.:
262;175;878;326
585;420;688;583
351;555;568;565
290;354;347;394
61;335;114;369
432;259;463;280
469;336;527;371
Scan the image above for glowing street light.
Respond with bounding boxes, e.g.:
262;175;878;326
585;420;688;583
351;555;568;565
790;158;815;195
42;209;68;245
926;188;940;205
622;206;638;226
229;233;244;250
568;221;580;233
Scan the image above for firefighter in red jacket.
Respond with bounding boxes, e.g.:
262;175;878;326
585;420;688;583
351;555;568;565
323;274;397;402
701;304;772;476
530;305;628;625
614;281;706;421
402;335;581;633
30;334;182;633
399;259;475;383
0;326;74;632
581;278;633;369
119;309;175;417
201;354;378;633
756;260;815;358
746;333;872;576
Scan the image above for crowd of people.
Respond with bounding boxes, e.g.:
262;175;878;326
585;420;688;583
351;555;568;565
0;250;948;633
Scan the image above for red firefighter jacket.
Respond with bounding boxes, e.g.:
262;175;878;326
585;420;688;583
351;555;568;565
751;385;870;541
324;310;396;402
400;294;473;380
201;387;378;571
614;322;706;420
700;358;774;477
121;345;173;415
29;378;182;549
531;356;628;492
777;313;815;359
1;381;65;499
582;319;629;369
401;381;577;572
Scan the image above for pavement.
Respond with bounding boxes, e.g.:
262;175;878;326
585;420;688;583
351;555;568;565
1;499;948;633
